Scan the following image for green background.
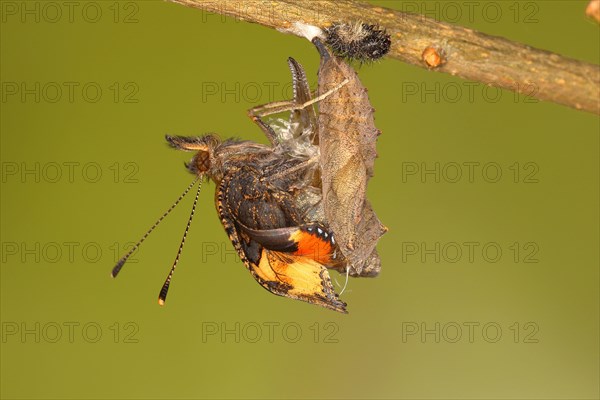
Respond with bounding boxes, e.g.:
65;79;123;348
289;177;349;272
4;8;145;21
1;1;598;399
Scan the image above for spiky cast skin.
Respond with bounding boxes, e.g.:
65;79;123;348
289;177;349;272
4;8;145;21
324;22;391;63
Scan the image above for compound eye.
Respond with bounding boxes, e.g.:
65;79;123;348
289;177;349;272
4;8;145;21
196;151;211;173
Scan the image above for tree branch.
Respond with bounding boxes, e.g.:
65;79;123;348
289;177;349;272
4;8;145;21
168;0;600;115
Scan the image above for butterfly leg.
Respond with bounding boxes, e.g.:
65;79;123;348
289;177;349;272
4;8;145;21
247;99;299;145
248;82;349;140
248;58;348;145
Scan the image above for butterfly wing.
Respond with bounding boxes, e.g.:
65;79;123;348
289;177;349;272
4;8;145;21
216;167;347;313
254;249;347;313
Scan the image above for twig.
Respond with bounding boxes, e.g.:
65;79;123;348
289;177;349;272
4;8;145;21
167;0;600;115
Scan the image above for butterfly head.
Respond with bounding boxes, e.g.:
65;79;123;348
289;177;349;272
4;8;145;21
166;134;222;177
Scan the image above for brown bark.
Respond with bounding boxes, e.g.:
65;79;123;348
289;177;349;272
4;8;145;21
168;0;600;115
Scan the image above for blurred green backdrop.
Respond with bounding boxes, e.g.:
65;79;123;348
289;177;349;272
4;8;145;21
1;1;598;399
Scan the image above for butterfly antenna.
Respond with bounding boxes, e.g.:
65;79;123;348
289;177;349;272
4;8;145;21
158;179;202;306
111;176;201;278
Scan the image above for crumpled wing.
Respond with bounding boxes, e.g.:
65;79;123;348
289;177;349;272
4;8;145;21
216;169;347;313
252;249;347;313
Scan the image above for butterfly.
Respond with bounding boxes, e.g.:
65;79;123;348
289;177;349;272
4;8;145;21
111;38;358;313
160;132;348;313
